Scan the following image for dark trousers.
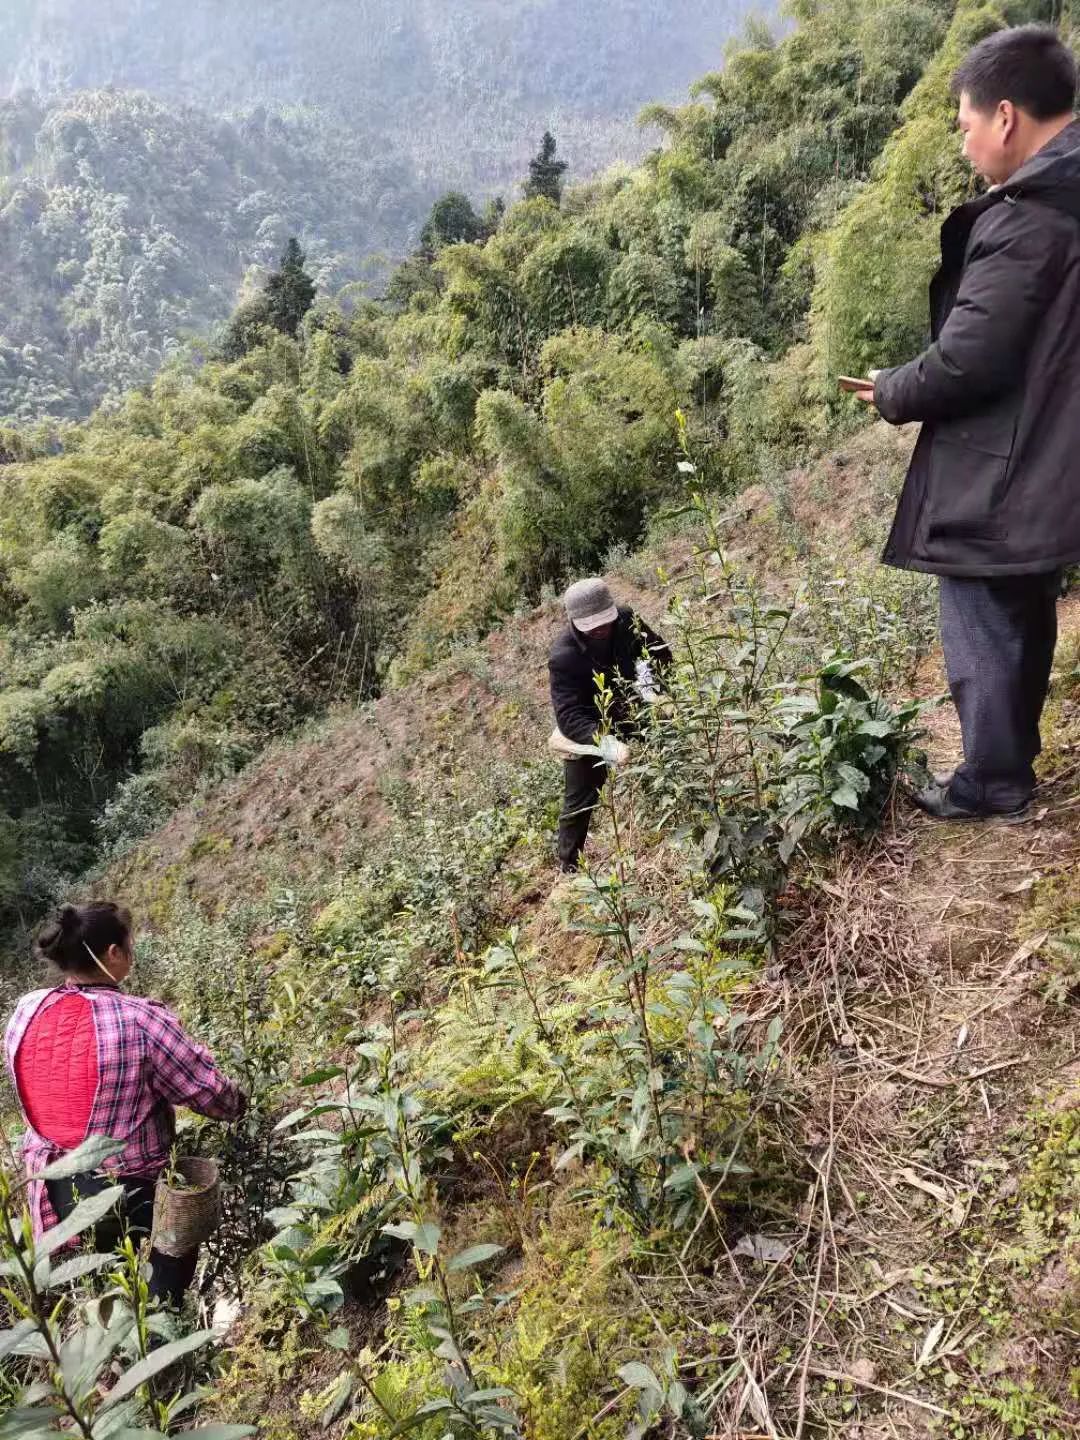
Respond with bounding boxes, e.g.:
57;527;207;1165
47;1173;197;1310
939;572;1060;812
557;757;608;869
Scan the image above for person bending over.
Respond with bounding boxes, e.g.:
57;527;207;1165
548;577;671;871
4;901;246;1308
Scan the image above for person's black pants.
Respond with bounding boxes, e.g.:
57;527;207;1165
46;1173;196;1310
557;756;608;870
939;571;1060;812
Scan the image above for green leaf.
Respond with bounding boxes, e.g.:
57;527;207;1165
179;1427;258;1438
298;1066;345;1087
446;1244;504;1273
0;1408;64;1440
325;1325;350;1352
101;1431;169;1439
35;1185;126;1259
7;1334;51;1362
835;762;870;790
830;784;860;810
284;1128;341;1145
302;1277;344;1313
37;1137;126;1182
48;1252;115;1287
554;1140;586;1171
618;1361;662;1394
320;1372;354;1428
272;1107;309;1133
0;1320;42;1362
0;1319;36;1359
411;1222;441;1257
662;1162;700;1192
14;1383;53;1406
164;1394;200;1424
59;1302;133;1404
667;1380;688;1418
100;1330;217;1408
88;1397;149;1436
382;1220;417;1243
263;1207;304;1229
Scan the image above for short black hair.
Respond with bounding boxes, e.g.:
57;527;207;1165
952;25;1077;120
36;902;132;973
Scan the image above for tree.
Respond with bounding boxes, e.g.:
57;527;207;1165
385;255;442;311
420;192;484;254
216;293;274;361
264;238;317;339
482;196;506;233
524;131;568;205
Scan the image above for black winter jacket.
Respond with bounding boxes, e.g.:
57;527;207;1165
876;120;1080;576
548;607;672;745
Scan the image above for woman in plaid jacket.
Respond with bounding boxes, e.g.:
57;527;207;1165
4;901;246;1307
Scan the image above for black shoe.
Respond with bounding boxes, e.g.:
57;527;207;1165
909;782;1030;824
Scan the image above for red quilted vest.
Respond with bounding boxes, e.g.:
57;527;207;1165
14;991;98;1148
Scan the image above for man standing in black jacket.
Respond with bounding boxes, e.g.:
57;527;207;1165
859;26;1080;820
549;577;671;871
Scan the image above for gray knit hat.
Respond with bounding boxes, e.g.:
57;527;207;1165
564;577;618;632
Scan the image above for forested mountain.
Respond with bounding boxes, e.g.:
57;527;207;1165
0;1;755;422
0;90;428;421
0;0;1011;926
0;1;752;188
3;5;1079;1438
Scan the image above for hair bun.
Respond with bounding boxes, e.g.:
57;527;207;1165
34;900;131;975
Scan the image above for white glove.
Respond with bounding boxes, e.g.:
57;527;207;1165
635;658;660;703
598;736;631;767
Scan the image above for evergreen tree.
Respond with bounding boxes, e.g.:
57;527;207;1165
524;131;568;205
264;238;317;338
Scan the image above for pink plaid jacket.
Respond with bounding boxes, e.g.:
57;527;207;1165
4;985;245;1240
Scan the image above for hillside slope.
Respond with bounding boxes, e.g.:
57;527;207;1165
0;0;965;931
2;5;1078;1429
86;430;1078;1440
107;419;919;918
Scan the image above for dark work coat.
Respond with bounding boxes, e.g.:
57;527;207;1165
548;606;671;745
876;120;1080;577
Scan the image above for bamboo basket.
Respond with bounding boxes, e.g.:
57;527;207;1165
152;1156;220;1257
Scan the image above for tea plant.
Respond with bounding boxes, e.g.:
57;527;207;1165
255;1030;525;1434
638;422;924;899
0;1135;254;1438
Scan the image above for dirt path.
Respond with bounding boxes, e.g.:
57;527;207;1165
748;597;1080;1437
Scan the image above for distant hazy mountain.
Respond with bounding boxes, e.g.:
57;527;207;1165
0;1;752;421
0;0;750;187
